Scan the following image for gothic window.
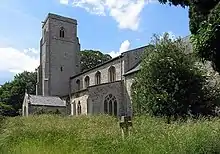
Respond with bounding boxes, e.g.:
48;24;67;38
108;66;116;82
60;27;65;38
76;79;80;90
84;76;90;88
95;71;101;85
114;100;117;116
104;94;118;116
104;100;108;114
60;66;63;72
77;101;82;115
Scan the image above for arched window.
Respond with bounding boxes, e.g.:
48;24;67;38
60;27;65;38
77;101;81;115
104;94;117;116
108;66;116;82
84;76;90;88
95;71;101;85
76;79;80;90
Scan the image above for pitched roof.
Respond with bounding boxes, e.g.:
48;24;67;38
123;35;192;77
70;45;150;79
28;95;66;107
123;63;141;76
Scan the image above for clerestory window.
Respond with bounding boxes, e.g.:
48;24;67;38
108;66;116;82
95;71;101;85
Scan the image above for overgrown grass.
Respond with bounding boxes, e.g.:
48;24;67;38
0;115;220;154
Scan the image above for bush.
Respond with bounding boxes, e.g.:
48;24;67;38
132;33;220;122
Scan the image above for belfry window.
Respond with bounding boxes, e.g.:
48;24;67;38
60;27;65;38
95;71;101;85
104;94;117;116
108;66;116;82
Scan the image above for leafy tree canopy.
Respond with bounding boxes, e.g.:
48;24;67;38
80;50;112;72
132;33;220;123
158;0;220;73
0;71;36;116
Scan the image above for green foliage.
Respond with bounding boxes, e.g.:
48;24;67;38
80;50;112;72
158;0;220;73
191;2;220;72
132;33;220;121
0;115;220;153
0;103;13;116
158;0;189;7
0;71;37;116
33;108;61;115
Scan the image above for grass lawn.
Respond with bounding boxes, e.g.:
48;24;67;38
0;115;220;154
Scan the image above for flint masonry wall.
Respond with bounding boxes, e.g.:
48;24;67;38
38;13;80;97
28;105;66;115
70;57;123;94
87;81;124;116
71;90;89;115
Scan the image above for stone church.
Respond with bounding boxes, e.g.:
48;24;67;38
22;13;148;117
22;13;191;117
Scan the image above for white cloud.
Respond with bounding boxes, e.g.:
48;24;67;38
60;0;69;4
107;51;120;58
60;0;155;30
0;47;39;74
119;40;130;53
107;40;130;58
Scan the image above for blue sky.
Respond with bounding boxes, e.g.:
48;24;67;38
0;0;190;85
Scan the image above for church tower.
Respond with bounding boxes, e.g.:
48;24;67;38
36;13;80;97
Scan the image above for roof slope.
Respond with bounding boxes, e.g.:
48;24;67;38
124;63;141;76
123;36;192;76
28;95;66;107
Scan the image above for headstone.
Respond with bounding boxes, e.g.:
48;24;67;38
119;115;132;140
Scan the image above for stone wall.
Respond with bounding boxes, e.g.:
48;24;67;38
124;73;136;116
41;25;50;96
87;81;124;116
48;14;80;97
28;105;67;115
71;90;89;115
38;13;80;97
69;45;147;95
70;81;124;116
70;57;123;93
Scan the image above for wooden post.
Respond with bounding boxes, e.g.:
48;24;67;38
119;115;132;140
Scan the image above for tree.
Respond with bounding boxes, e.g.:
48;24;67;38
132;33;220;123
80;50;112;72
0;71;37;116
158;0;220;73
0;50;110;116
